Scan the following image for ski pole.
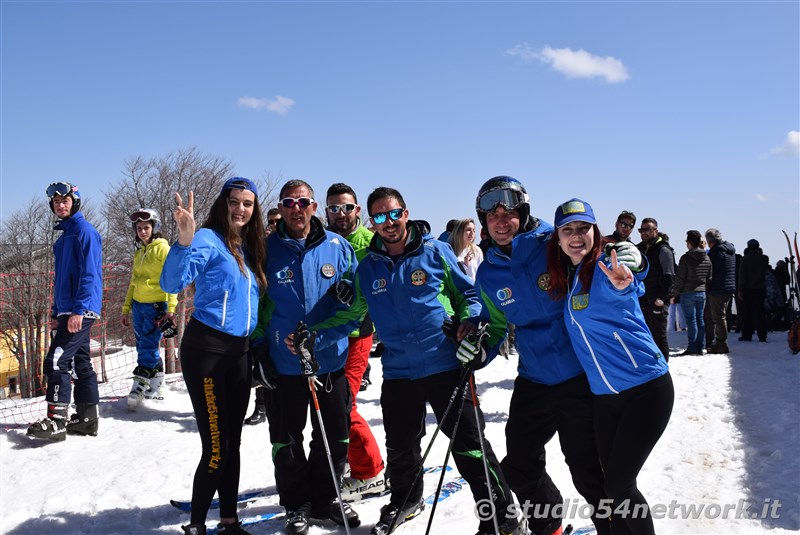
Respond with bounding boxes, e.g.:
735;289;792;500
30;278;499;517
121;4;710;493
468;373;501;535
386;364;473;534
308;375;352;535
424;372;470;535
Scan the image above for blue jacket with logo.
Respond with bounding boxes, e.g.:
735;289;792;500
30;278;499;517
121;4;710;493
52;211;103;318
564;254;669;395
475;219;585;386
253;218;357;376
160;228;259;338
313;221;482;380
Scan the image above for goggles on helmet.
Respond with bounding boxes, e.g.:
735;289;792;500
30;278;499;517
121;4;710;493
476;188;528;213
129;209;158;223
46;182;76;199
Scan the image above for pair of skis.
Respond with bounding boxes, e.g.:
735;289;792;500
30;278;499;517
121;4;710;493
781;230;800;354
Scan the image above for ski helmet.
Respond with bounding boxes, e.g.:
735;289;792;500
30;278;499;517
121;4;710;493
475;176;531;232
46;182;81;214
129;208;161;233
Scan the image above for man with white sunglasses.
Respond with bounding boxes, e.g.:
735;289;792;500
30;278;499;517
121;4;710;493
324;183;387;503
251;179;361;535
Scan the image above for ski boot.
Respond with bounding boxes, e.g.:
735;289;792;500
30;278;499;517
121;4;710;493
144;361;165;401
341;469;389;502
326;498;361;528
26;402;68;441
181;523;206;535
244;404;266;425
66;402;99;436
285;502;312;535
127;365;155;411
370;499;424;534
216;520;252;534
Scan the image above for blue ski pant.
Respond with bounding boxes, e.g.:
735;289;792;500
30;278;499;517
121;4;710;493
44;316;98;405
132;300;164;369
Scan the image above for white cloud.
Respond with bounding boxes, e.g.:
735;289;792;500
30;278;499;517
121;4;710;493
768;130;800;156
505;43;630;83
755;193;768;202
237;95;295;115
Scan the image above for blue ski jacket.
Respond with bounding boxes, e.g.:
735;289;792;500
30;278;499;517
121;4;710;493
564;254;669;395
253;218;357;376
160;228;259;338
52;211;103;318
474;220;585;386
313;221;482;380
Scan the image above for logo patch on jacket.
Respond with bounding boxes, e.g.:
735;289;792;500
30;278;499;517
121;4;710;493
537;273;551;291
321;264;336;278
571;293;589;310
496;287;515;306
410;270;427;286
372;278;387;294
276;267;294;285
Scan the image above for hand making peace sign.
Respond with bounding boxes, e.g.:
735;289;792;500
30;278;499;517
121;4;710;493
174;191;195;247
598;248;633;291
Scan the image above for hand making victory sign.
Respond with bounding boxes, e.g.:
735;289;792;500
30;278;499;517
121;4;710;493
598;248;633;291
173;191;195;247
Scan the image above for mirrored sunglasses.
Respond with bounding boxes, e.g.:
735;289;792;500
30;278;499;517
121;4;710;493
279;197;314;209
327;204;356;214
477;188;526;213
371;208;404;225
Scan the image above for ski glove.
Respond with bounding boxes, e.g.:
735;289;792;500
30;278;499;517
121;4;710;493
606;241;644;272
293;321;320;377
251;344;278;390
456;322;489;366
441;315;462;345
327;279;354;307
155;313;177;338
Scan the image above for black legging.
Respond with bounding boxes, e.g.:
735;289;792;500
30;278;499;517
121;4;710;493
180;319;251;524
594;373;674;535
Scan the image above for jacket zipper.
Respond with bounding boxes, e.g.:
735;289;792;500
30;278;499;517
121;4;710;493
614;331;638;368
567;269;619;394
221;290;228;327
245;270;252;335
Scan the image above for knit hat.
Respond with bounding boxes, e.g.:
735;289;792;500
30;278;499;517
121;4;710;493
747;239;759;249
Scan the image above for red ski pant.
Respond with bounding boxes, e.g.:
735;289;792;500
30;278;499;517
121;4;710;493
345;333;384;479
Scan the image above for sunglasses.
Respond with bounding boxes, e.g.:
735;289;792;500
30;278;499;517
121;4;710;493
130;210;158;223
279;197;314;209
617;222;634;229
638;228;655;233
477;188;527;213
327;204;356;214
268;219;280;225
371;208;404;225
46;182;75;199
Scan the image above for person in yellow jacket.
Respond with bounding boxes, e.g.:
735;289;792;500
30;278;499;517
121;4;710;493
122;208;178;410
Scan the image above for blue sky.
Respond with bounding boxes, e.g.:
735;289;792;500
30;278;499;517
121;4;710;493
2;1;798;264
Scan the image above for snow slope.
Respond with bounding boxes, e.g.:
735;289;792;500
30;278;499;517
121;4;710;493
2;331;799;535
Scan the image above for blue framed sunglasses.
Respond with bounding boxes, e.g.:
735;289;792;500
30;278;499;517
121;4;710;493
279;197;315;209
371;208;404;225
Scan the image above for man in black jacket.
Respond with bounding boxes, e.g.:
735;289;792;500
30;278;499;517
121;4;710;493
738;239;768;342
704;229;737;353
637;218;676;360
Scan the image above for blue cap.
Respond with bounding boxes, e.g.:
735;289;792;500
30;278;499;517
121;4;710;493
221;177;258;197
554;198;596;228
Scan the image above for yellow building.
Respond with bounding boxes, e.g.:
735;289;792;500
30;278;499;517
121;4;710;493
0;337;20;398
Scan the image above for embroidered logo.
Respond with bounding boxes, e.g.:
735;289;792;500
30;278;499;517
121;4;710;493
496;288;512;301
537;273;551;291
321;263;336;278
276;267;294;284
571;293;589;310
410;270;427;286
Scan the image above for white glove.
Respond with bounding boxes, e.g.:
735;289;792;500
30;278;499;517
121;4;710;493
456;323;489;366
608;241;643;272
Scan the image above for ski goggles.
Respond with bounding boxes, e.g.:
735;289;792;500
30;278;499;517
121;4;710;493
371;208;404;225
46;182;76;199
129;209;158;223
476;188;528;213
326;203;356;214
279;197;315;209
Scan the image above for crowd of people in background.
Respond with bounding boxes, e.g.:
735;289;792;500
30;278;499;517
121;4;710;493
26;177;798;535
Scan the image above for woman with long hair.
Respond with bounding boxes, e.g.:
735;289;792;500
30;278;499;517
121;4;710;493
547;198;673;535
122;208;177;410
160;177;268;535
448;217;483;281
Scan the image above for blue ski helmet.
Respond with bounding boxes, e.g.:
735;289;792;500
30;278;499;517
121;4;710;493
475;176;531;232
46;182;81;214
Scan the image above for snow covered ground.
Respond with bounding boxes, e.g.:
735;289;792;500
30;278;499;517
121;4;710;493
2;330;799;535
